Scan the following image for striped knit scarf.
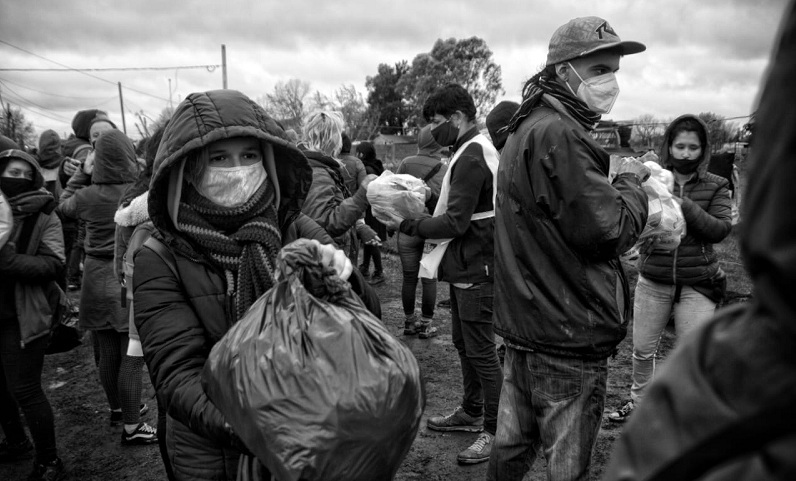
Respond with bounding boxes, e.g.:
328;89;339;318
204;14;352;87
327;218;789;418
504;74;601;134
177;179;281;319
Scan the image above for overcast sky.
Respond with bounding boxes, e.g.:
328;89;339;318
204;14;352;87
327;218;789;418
0;0;790;143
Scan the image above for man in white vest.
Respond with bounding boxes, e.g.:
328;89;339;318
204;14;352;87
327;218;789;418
385;83;502;465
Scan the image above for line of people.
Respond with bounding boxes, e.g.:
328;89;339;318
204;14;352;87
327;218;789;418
1;9;782;481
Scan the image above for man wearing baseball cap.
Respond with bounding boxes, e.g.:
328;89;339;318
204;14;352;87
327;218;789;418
489;17;650;480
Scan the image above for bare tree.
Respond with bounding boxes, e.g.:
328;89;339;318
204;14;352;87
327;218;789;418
632;114;664;151
332;84;368;140
259;79;311;130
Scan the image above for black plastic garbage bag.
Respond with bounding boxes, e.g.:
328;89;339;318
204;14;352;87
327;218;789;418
203;239;425;481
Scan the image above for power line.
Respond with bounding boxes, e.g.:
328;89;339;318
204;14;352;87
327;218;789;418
0;38;170;102
0;76;114;101
0;65;219;72
0;82;72;122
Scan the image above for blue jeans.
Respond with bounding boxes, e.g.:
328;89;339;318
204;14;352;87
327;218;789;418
450;283;502;434
396;233;437;318
488;348;607;481
631;275;716;402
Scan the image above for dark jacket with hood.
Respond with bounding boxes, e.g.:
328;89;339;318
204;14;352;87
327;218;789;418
0;150;65;346
59;129;136;331
493;94;648;359
605;5;796;478
132;89;378;481
637;115;733;297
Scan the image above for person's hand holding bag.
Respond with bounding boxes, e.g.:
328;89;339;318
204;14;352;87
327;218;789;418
312;239;353;281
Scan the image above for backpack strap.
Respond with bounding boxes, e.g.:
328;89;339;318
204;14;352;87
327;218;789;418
422;162;443;183
142;236;179;280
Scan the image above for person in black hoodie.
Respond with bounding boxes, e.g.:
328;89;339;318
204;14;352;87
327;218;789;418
0;149;66;480
356;141;388;285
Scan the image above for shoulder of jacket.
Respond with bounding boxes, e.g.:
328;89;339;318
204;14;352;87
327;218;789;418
700;171;730;188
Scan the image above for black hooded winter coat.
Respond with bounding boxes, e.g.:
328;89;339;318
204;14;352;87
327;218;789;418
132;89;379;480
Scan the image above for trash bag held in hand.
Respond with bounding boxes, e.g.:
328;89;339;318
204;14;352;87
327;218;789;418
203;238;425;481
366;170;429;224
638;160;685;251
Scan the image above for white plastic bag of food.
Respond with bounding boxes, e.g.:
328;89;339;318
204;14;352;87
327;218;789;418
366;171;429;224
638;161;685;251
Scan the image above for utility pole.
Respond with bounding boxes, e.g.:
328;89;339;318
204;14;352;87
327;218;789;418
222;44;228;89
118;82;127;134
168;78;173;110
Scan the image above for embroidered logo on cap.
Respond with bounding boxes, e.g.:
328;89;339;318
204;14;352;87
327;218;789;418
595;22;617;39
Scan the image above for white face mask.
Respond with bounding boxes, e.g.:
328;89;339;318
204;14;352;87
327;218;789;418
567;63;620;114
195;162;267;207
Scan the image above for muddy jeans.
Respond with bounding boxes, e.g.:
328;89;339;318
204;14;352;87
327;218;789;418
488;348;607;481
450;282;502;435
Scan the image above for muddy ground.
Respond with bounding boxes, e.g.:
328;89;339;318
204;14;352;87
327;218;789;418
1;230;750;481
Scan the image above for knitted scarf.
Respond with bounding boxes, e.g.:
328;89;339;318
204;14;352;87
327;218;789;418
177;179;282;319
503;74;601;134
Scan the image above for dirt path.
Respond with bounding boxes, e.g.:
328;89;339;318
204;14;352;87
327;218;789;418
2;240;747;480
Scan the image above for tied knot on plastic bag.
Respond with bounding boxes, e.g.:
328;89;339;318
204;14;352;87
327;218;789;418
203;238;425;481
274;239;349;302
366;171;430;224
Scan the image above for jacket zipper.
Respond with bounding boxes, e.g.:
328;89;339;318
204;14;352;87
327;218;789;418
673;182;686;284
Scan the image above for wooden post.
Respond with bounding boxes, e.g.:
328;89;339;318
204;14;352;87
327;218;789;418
117;82;127;134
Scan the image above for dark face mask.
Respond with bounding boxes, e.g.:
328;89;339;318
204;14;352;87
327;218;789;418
669;158;700;175
431;121;459;147
0;177;34;198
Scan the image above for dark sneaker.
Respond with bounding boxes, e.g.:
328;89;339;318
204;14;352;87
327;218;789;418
403;316;419;336
369;273;385;285
418;321;438;339
110;403;149;426
437;298;451;309
457;432;494;465
358;264;370;280
0;437;34;462
121;422;158;445
427;406;483;433
27;456;65;481
608;400;635;423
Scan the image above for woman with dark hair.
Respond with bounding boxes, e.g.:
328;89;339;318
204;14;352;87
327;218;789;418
58;129;157;444
0;149;65;480
133;90;380;481
608;115;733;422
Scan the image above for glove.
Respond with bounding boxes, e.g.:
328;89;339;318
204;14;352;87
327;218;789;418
616;158;651;183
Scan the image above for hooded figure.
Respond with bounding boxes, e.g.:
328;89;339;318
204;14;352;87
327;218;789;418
605;3;796;478
57;130;151;443
132;90;379;481
0;149;66;479
606;114;733;423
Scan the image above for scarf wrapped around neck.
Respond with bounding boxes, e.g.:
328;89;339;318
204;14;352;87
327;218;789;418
177;179;282;319
503;74;601;134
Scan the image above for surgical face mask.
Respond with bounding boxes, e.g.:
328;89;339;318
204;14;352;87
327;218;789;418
195;162;267;207
567;63;620;114
431;120;459;147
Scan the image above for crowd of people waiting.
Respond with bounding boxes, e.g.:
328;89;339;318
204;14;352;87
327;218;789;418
2;8;794;481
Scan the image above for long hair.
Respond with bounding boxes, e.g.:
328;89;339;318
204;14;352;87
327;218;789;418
302;111;345;158
503;65;558;134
